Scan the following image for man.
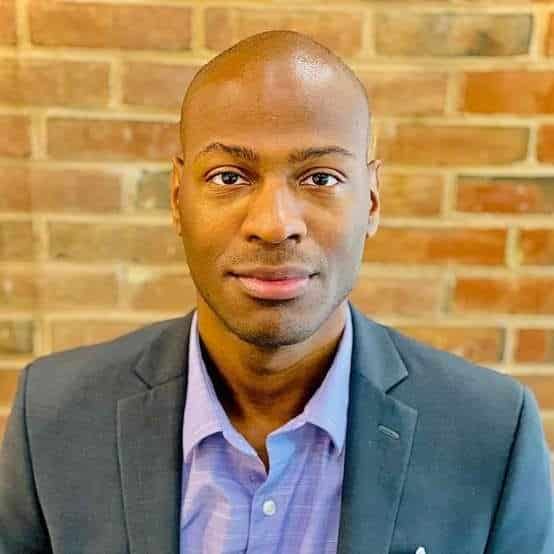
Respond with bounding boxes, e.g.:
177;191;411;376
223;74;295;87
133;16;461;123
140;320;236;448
1;30;552;554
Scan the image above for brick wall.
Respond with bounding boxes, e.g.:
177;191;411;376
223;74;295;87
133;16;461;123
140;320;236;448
1;0;553;457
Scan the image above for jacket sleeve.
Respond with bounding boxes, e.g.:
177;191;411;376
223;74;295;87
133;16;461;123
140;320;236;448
485;385;554;553
0;364;52;554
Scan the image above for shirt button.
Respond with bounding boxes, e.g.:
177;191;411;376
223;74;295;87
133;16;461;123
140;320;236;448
262;499;277;516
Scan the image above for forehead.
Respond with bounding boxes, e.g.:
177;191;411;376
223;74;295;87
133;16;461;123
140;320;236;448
181;56;369;159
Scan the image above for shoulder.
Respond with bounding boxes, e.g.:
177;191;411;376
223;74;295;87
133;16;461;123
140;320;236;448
376;323;526;444
23;316;187;408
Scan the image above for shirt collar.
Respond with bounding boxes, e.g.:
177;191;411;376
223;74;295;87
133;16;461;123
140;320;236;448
182;304;353;461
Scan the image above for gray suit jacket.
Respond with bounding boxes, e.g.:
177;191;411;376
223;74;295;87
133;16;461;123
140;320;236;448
1;302;553;553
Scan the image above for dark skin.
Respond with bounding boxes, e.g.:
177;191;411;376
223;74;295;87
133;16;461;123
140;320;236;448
170;31;381;472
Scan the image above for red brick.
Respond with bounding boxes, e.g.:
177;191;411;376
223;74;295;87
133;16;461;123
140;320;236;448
51;319;147;352
0;115;31;158
515;375;554;410
0;166;122;213
122;62;198;110
453;277;554;315
363;228;506;265
29;1;192;50
0;221;34;262
456;176;554;215
519;229;554;265
515;329;554;363
380;173;443;217
205;7;364;58
537;126;554;162
47;118;179;161
377;124;528;166
126;272;197;311
0;369;20;406
397;326;503;363
0;269;118;311
0;320;33;355
0;58;109;107
48;222;182;265
376;13;532;57
354;71;447;116
0;0;16;45
349;277;441;317
462;71;554;115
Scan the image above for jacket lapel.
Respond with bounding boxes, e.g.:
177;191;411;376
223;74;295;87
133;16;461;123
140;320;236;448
337;304;418;554
117;313;194;554
115;304;417;554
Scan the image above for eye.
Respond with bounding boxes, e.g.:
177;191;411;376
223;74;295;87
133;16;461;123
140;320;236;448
209;171;249;186
301;172;341;187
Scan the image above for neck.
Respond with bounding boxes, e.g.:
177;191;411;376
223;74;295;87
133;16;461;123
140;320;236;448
196;299;349;428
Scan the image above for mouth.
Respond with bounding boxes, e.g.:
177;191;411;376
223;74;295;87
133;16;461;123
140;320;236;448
231;274;316;301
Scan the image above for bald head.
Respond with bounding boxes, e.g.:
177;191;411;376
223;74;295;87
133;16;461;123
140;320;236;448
179;30;371;158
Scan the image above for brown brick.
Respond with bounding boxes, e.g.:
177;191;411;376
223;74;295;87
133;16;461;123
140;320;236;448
0;414;7;441
542;416;554;452
545;15;554;56
0;269;118;311
364;228;506;265
51;319;147;352
122;62;198;111
0;58;109;107
0;369;20;405
349;277;441;317
40;269;118;310
462;71;554;115
29;1;192;51
205;8;233;52
359;71;447;116
47;118;179;161
397;326;503;363
377;124;528;166
515;329;554;363
0;221;34;262
376;13;532;57
135;170;171;212
0;0;16;45
126;272;197;311
205;7;364;58
0;320;33;355
519;229;554;265
48;222;182;265
380;173;443;217
0;115;31;158
537;126;554;162
0;270;37;310
0;166;122;213
514;375;554;410
453;277;554;315
456;176;554;215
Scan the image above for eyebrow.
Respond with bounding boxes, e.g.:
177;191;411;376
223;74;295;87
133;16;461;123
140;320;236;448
194;142;355;164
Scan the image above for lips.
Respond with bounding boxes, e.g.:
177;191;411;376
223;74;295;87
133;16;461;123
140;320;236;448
229;266;316;300
233;275;312;300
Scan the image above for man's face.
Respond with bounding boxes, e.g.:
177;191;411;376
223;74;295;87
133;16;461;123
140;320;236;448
171;53;380;348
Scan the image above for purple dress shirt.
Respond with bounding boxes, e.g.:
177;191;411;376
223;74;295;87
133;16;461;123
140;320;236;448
180;305;353;553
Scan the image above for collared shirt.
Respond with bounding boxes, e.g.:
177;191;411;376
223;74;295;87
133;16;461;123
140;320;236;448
180;305;353;553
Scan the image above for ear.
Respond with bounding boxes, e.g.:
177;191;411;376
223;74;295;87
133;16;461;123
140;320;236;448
171;155;185;237
366;159;382;238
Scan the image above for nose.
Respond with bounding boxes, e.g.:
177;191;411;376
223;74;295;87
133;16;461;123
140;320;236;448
240;179;307;244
